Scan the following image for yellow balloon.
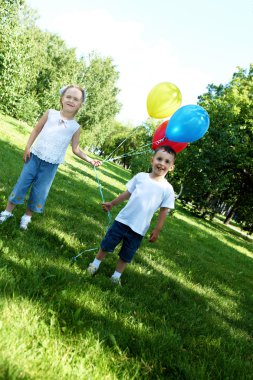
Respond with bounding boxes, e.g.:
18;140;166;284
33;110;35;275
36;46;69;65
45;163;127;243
147;82;182;119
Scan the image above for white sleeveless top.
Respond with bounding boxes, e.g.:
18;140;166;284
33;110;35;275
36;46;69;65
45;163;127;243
31;109;80;164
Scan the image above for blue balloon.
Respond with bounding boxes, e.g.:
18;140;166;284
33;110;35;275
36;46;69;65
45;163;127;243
165;105;210;143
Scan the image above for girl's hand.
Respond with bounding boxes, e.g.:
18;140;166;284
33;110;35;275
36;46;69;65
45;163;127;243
102;202;113;212
23;148;31;163
91;159;102;167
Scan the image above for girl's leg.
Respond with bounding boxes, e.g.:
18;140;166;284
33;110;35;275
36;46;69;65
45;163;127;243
24;208;33;217
20;158;58;230
20;207;33;230
28;159;58;213
8;154;38;208
0;202;15;223
87;221;125;277
6;202;16;213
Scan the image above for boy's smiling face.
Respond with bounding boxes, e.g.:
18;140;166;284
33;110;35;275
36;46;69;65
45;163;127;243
151;148;175;179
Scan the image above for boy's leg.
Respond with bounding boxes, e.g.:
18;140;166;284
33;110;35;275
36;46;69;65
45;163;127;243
87;249;107;275
112;227;143;284
96;249;107;261
115;258;128;273
110;258;128;285
87;221;125;276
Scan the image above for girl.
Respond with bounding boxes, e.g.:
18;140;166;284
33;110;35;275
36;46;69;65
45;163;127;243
0;85;101;230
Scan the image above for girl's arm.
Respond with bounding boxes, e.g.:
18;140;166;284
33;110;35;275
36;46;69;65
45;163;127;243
71;128;101;167
102;191;131;212
23;111;49;162
149;207;169;242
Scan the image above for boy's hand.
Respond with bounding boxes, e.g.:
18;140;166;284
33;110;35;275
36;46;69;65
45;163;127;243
102;202;113;212
149;229;159;243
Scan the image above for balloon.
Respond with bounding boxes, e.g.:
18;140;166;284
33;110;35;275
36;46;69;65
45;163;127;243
147;82;182;119
166;105;210;143
152;120;188;153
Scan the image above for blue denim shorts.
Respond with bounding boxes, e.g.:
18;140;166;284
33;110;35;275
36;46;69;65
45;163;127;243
101;220;143;263
9;154;58;213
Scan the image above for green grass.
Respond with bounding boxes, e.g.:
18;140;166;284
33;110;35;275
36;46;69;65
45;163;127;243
0;112;253;379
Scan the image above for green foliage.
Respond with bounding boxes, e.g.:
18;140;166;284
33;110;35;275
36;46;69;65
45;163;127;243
33;32;85;117
78;53;121;148
174;65;253;232
0;3;121;133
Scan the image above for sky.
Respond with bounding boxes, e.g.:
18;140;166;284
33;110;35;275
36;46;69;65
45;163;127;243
26;0;252;125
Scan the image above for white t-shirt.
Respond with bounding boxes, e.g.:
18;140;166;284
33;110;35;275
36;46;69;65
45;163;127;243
31;109;80;164
115;172;175;236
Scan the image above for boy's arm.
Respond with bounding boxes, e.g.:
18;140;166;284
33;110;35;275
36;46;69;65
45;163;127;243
23;111;49;162
102;191;131;212
149;207;169;242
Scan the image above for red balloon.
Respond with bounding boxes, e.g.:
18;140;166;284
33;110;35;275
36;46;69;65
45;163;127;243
152;120;188;153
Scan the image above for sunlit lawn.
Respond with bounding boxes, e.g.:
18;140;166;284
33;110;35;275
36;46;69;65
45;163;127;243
0;113;253;379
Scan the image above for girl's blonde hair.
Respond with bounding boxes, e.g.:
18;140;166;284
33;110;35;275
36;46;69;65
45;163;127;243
59;85;86;103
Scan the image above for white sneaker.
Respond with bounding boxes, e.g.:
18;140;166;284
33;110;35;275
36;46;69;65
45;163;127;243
110;276;121;286
20;215;31;230
0;211;13;224
87;264;98;275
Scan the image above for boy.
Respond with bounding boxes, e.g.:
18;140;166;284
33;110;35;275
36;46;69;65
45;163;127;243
87;146;176;285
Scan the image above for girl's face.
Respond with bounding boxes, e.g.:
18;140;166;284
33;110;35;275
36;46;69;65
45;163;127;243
61;87;83;114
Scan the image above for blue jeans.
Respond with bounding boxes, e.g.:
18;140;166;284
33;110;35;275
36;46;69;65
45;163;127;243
9;154;58;213
101;221;143;263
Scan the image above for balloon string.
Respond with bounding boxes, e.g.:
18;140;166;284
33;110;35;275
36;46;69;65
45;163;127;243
104;125;143;162
104;148;152;162
93;166;112;226
71;166;112;264
104;123;152;162
103;137;166;163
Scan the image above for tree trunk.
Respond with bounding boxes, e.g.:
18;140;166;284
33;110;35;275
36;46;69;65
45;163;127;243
224;208;235;225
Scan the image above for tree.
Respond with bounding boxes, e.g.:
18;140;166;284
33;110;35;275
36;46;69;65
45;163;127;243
78;53;121;148
0;0;27;115
0;3;122;135
174;65;253;232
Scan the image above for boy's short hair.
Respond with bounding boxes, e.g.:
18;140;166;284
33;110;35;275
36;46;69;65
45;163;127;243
154;145;177;162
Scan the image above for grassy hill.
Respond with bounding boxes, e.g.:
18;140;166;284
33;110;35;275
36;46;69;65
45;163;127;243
0;113;252;379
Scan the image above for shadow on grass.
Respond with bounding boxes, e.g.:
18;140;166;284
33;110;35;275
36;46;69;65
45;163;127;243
0;241;252;379
179;203;252;242
1;134;253;378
